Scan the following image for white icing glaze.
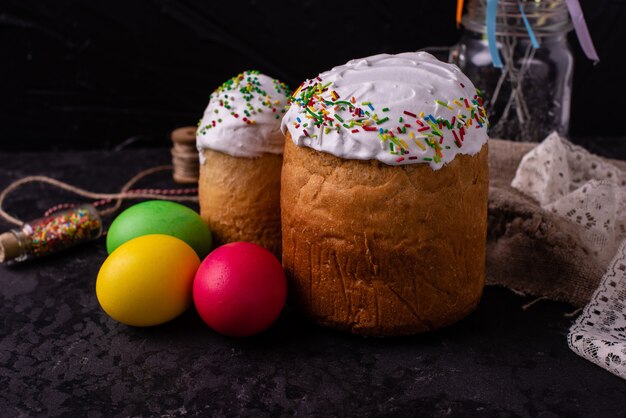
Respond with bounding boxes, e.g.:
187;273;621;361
281;52;489;169
197;70;290;161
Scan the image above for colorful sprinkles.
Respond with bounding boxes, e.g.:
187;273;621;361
28;206;102;258
288;78;488;164
197;70;290;135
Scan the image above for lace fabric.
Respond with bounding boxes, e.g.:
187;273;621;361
568;240;626;379
511;132;626;379
512;132;626;266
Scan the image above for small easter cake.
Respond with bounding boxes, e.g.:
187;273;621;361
280;52;489;336
196;70;290;258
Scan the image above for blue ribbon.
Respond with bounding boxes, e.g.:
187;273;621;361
486;0;503;68
519;1;540;49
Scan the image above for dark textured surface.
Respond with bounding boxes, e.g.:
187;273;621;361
1;149;625;417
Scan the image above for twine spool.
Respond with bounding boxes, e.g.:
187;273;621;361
171;126;200;184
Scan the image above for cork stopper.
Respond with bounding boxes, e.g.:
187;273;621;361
171;126;199;184
0;231;21;263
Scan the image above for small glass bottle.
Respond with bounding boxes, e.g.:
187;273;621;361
0;204;102;263
451;0;574;141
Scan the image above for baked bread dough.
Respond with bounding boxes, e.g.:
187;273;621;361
199;148;282;258
196;70;290;258
281;136;488;335
280;52;490;335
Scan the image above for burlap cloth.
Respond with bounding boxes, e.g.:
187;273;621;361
486;138;626;307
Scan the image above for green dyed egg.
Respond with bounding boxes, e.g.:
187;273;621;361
106;201;212;258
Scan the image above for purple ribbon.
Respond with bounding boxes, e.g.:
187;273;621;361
565;0;600;63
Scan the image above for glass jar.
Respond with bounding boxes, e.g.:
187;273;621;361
451;0;573;142
0;204;102;263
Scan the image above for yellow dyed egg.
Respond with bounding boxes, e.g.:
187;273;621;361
96;234;200;326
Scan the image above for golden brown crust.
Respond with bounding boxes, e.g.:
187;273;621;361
280;134;489;336
199;149;282;258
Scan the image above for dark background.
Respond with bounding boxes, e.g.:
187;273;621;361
2;4;626;415
0;0;624;152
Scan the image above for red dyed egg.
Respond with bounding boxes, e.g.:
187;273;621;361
193;242;287;337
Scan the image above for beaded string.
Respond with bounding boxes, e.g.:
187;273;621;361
0;166;198;226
